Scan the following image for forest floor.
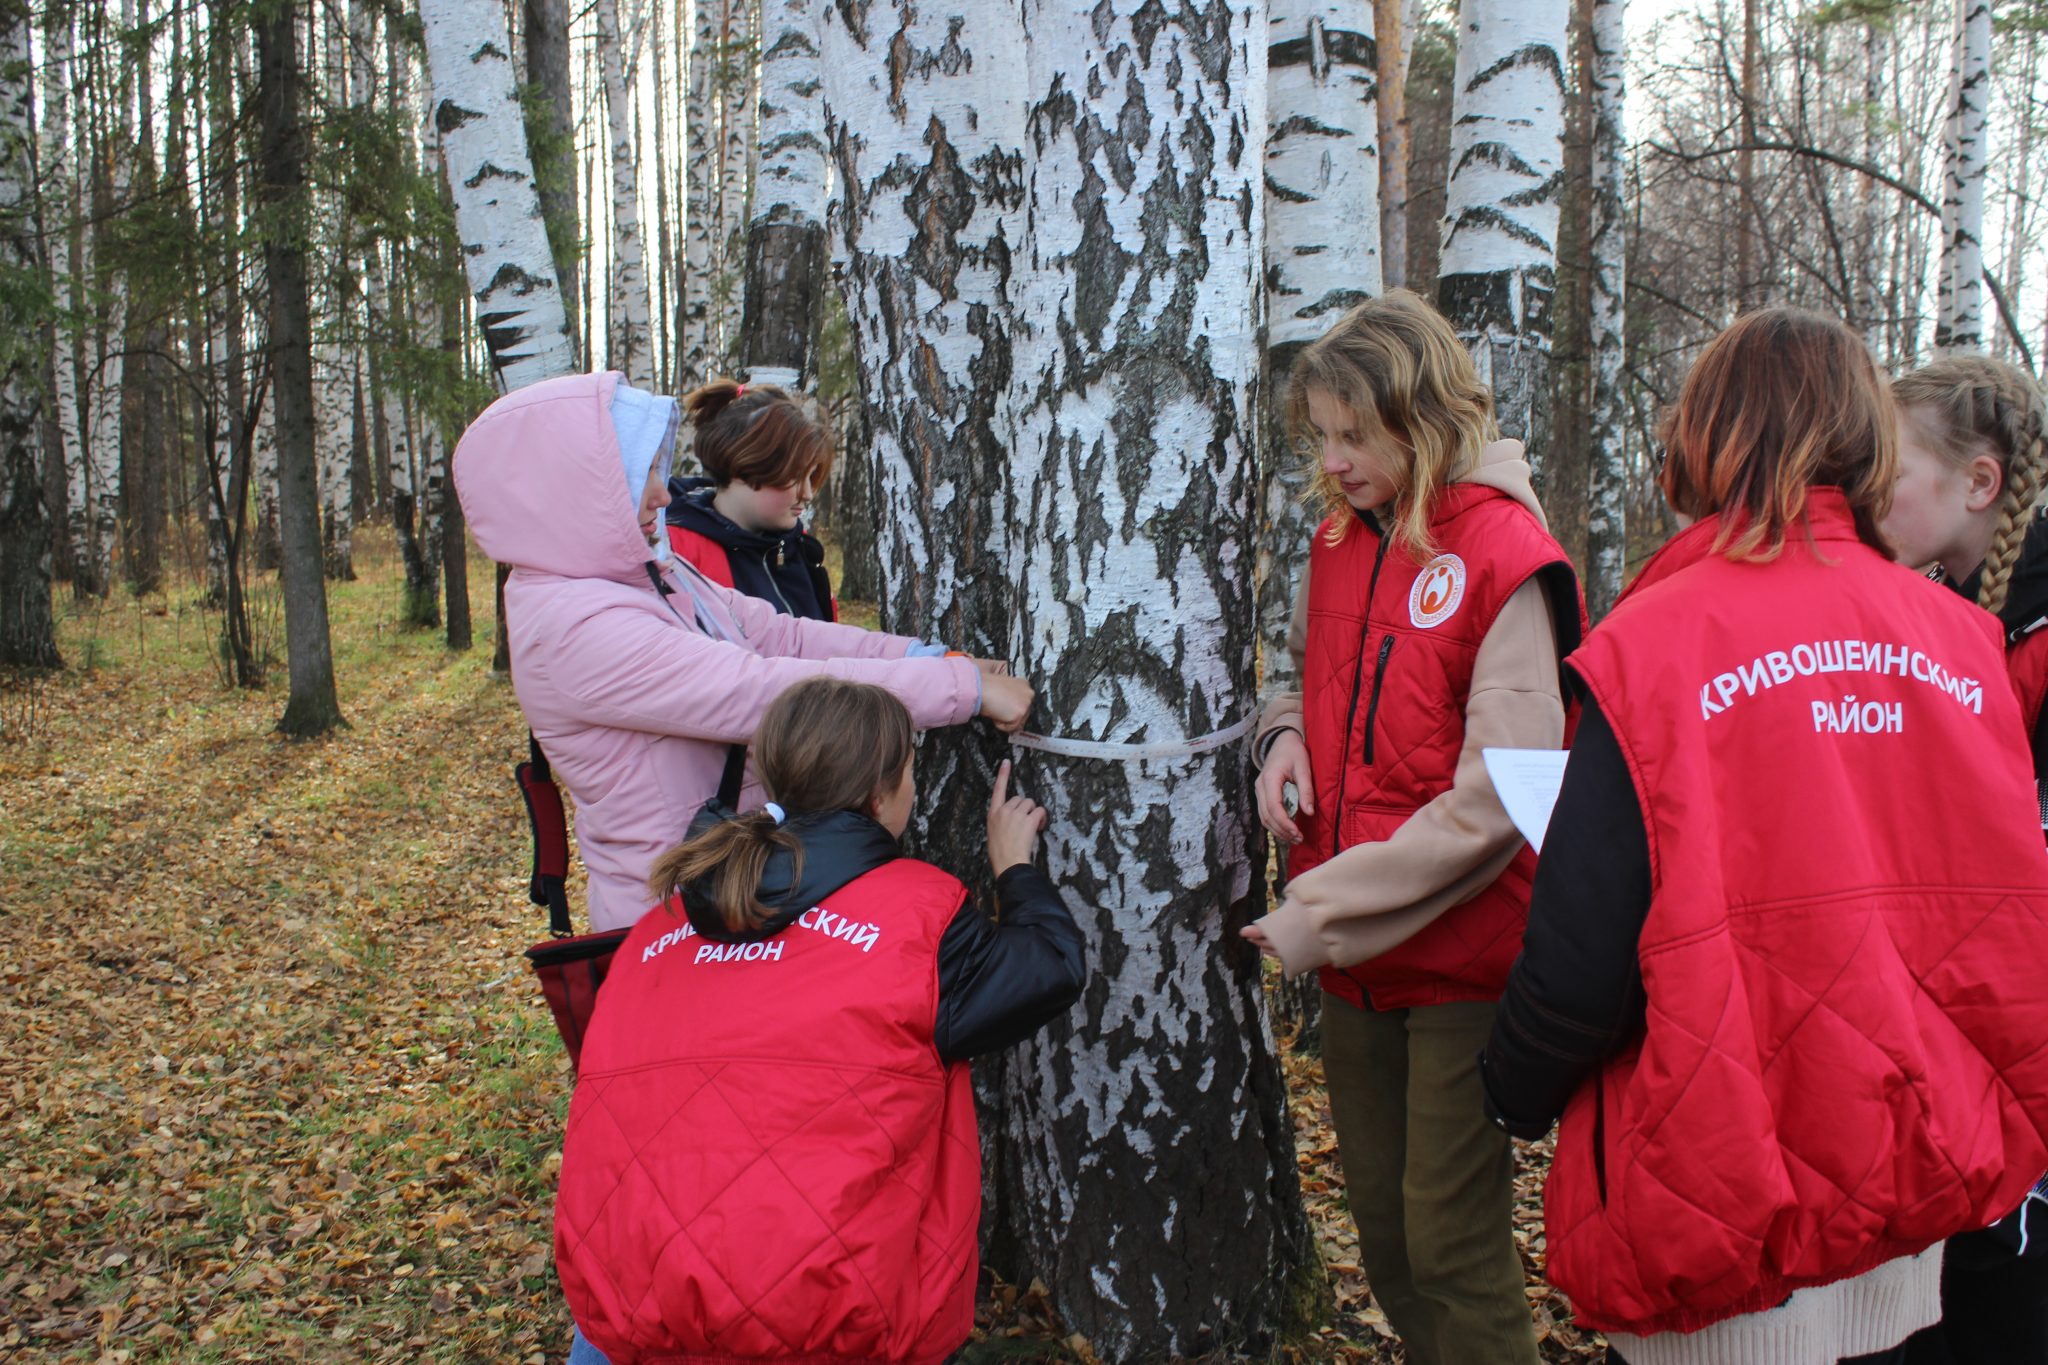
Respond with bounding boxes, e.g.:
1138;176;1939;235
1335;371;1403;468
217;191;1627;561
0;528;1603;1364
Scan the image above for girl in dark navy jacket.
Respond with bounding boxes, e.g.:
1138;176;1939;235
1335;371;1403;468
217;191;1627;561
667;379;838;621
557;678;1084;1365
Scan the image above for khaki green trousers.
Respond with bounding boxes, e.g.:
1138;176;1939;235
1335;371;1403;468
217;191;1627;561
1321;992;1540;1365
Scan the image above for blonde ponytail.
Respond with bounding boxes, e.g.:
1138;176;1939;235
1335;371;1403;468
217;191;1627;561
1893;357;2048;614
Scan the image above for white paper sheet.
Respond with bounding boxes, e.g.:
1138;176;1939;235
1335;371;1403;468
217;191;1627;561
1482;748;1571;853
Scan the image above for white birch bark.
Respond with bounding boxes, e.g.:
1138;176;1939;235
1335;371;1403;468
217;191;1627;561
2;0;57;664
682;0;722;388
1583;0;1626;618
317;3;354;579
994;3;1303;1353
83;0;137;595
1261;0;1381;692
1437;0;1568;454
41;5;83;586
594;0;655;385
740;0;827;384
1935;0;1989;355
418;0;577;390
714;0;756;362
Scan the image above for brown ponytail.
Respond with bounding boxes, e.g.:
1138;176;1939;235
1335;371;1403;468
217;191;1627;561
646;678;916;933
1893;357;2048;614
681;376;835;491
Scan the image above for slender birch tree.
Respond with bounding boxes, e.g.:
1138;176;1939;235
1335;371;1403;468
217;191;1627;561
740;0;827;386
80;0;133;598
1261;0;1381;693
1935;0;1990;354
1582;0;1627;617
317;2;356;580
1374;0;1410;289
1437;0;1569;461
40;3;81;595
682;0;723;388
1;0;57;667
419;0;577;390
594;0;654;384
714;0;756;356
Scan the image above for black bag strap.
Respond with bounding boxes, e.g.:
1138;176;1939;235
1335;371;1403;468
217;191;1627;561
516;731;575;938
718;742;747;809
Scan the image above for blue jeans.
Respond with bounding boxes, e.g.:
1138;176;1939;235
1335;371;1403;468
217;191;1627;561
567;1326;610;1365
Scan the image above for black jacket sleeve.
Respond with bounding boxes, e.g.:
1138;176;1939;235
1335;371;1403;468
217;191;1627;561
933;863;1086;1064
1482;695;1653;1139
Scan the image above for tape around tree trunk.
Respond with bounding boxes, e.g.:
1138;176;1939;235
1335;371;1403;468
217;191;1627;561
1008;712;1257;762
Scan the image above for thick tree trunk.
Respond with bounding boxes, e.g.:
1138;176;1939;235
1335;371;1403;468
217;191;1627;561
419;0;578;390
993;9;1304;1353
740;0;827;386
1373;0;1409;291
1581;0;1626;618
1935;0;1989;355
257;0;345;737
593;0;655;384
1262;0;1381;696
1437;0;1567;465
522;0;580;353
1;0;57;668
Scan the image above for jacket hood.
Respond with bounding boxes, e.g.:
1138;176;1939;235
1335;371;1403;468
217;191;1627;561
1458;439;1549;529
1951;510;2048;642
452;370;662;585
676;805;901;942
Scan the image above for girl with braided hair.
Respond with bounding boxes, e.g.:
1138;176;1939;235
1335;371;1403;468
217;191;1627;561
1880;354;2048;1365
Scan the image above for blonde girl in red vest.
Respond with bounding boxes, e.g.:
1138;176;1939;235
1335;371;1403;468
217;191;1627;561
1879;356;2048;1365
1483;310;2048;1365
1245;290;1584;1365
555;679;1084;1365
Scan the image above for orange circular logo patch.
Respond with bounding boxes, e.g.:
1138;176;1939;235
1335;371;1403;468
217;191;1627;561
1409;554;1467;628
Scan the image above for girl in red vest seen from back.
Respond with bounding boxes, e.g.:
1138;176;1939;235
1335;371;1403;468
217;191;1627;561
1483;310;2048;1365
667;378;838;621
1880;356;2048;1365
555;678;1085;1365
1244;290;1585;1365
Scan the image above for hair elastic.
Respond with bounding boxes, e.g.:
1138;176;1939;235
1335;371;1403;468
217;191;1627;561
762;801;784;824
734;383;747;398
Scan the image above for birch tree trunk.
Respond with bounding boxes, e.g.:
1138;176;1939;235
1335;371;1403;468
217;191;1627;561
1437;0;1568;462
82;0;133;598
419;0;577;390
1856;20;1889;352
715;0;757;360
740;0;827;386
988;9;1305;1352
594;0;655;385
1262;0;1380;697
682;0;722;389
1582;0;1626;618
41;3;82;594
258;0;344;736
317;2;355;581
1;0;57;668
1935;0;1989;355
1373;0;1409;291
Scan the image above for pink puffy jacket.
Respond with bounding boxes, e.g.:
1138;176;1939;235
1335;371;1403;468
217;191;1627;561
454;371;981;930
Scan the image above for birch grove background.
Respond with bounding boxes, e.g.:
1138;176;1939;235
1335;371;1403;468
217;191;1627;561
2;0;2046;1358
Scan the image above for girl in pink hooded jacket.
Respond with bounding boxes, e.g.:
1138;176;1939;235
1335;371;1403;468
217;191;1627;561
454;371;1034;931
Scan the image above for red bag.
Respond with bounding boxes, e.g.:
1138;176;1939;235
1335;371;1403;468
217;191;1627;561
514;734;746;1070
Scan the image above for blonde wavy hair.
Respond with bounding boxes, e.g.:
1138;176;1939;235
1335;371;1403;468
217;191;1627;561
1892;356;2048;614
1282;290;1499;564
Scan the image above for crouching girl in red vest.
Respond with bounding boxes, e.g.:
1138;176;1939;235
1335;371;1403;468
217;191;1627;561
1245;290;1584;1365
1482;309;2048;1365
555;678;1085;1365
1880;355;2048;1365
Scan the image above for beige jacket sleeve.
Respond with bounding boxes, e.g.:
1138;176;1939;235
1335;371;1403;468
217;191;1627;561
1253;564;1311;764
1257;576;1565;979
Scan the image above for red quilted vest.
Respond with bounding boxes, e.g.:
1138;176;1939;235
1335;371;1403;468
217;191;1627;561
1291;483;1583;1009
1548;490;2048;1336
668;523;737;589
554;859;980;1365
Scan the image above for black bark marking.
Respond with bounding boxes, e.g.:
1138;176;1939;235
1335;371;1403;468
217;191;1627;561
1465;40;1565;98
1442;203;1553;255
463;159;530;190
434;100;482;135
1269;27;1374;71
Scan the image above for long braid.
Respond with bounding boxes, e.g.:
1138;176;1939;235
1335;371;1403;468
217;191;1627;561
1894;357;2048;615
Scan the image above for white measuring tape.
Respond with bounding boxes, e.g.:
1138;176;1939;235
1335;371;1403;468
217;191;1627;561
1007;711;1258;762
